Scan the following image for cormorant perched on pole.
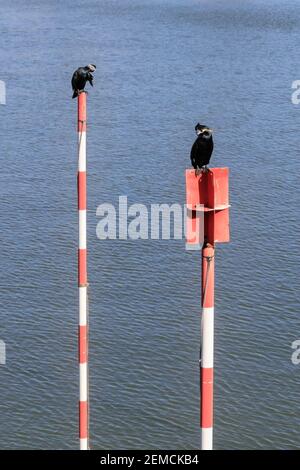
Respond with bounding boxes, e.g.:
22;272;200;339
190;123;214;174
71;64;96;99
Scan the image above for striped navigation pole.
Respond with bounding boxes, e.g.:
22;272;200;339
185;168;230;450
201;244;215;450
77;91;89;450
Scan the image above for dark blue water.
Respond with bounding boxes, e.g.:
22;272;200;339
0;0;299;449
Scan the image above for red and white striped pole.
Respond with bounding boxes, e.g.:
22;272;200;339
200;243;215;450
77;91;89;450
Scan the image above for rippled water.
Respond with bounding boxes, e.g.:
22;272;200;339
0;0;299;450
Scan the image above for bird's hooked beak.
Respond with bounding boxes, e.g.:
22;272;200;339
88;64;96;72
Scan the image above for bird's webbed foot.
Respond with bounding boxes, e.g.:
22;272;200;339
195;168;201;176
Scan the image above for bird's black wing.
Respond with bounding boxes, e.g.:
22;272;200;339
72;68;87;90
71;70;80;91
190;140;198;169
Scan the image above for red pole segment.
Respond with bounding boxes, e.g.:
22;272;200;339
77;92;88;450
201;243;214;450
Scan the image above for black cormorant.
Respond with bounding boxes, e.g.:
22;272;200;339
190;123;214;174
71;64;96;99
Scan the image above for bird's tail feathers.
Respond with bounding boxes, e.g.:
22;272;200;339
72;90;78;99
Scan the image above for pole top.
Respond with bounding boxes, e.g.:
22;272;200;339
78;93;87;132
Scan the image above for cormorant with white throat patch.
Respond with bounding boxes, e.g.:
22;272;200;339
71;64;96;99
190;123;214;174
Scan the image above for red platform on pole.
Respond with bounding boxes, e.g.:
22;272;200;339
186;168;230;247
